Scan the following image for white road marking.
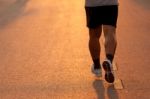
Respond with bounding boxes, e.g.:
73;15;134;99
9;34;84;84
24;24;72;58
114;79;124;90
113;62;118;71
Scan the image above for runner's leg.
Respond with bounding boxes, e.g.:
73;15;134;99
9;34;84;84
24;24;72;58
89;26;102;68
89;26;102;60
103;25;117;62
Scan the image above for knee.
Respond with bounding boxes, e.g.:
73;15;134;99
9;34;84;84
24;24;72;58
104;26;117;42
89;28;101;39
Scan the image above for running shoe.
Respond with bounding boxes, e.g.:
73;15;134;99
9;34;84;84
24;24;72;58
91;64;102;77
102;59;114;83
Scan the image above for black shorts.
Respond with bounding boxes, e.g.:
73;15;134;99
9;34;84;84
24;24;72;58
85;5;118;28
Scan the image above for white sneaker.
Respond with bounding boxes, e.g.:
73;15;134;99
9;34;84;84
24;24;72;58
91;64;102;77
102;59;114;83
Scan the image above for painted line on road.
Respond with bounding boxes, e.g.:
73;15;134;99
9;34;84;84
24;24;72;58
113;64;124;90
113;62;118;71
114;79;124;90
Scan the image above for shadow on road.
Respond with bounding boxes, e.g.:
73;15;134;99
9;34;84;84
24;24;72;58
0;0;29;28
93;79;118;99
134;0;150;9
93;79;105;99
107;84;118;99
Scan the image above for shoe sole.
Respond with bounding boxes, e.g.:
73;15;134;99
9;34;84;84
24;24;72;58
102;61;114;83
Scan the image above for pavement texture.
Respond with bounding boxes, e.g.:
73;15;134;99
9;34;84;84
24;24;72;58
0;0;150;99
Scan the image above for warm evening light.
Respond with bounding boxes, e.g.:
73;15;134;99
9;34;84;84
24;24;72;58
0;0;149;98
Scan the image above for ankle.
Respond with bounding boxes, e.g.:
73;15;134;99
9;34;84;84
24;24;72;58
106;54;114;63
93;58;101;69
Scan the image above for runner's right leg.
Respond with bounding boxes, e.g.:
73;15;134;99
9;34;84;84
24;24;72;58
102;25;117;83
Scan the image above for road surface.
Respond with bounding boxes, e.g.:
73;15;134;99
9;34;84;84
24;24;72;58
0;0;150;99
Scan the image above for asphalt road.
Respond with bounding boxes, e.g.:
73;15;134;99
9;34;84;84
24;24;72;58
0;0;150;99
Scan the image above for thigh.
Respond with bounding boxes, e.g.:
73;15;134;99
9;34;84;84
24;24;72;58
85;7;102;29
102;5;118;27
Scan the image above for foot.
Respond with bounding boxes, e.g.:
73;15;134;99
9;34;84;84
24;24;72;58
102;59;114;83
91;64;102;77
